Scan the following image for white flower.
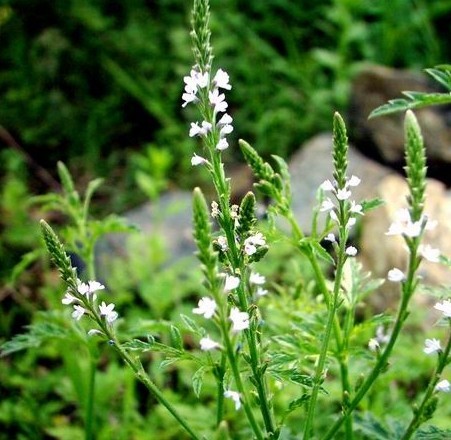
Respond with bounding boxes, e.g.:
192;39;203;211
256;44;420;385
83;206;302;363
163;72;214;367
435;379;450;393
88;281;105;293
224;390;241;410
325;233;336;242
330;210;339;223
217;236;228;252
220;123;233;137
62;291;78;305
77;281;90;296
434;299;451;318
209;89;228;113
387;268;405;282
336;188;352;201
216;138;229;151
99;301;118;323
350;201;363;215
229;307;249;332
320;198;335;212
218;113;233;126
424;338;442;355
320;180;335;191
224;275;240;292
249;272;265;285
211;201;220;218
189;121;212;137
256;287;268;297
213;69;232;90
419;244;440;263
346;217;356;230
182;92;198;107
200;336;220;351
345;246;357;257
193;297;217;319
191;153;207;166
368;338;380;352
72;305;86;321
386;208;422;237
243;232;266;256
348;175;361;187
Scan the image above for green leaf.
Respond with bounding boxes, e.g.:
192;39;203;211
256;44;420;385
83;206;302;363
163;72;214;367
287;394;310;413
192;366;206;398
122;339;153;352
415;425;451;439
369;92;451;118
425;65;451;92
10;249;43;285
180;314;203;336
1;322;69;357
170;325;183;350
361;198;385;213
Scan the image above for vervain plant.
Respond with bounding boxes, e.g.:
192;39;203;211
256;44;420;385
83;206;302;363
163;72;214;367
2;1;450;439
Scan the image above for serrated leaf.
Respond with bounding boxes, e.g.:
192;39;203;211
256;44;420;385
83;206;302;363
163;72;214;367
170;325;183;350
415;425;451;439
122;339;153;352
310;241;335;265
353;413;395;440
1;323;69;357
160;357;180;369
369;92;451;118
287;394;310;413
192;366;206;398
180;314;203;336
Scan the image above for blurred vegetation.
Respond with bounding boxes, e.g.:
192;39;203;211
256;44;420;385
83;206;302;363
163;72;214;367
1;0;451;438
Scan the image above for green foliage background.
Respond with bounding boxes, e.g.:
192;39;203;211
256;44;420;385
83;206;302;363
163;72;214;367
1;0;451;438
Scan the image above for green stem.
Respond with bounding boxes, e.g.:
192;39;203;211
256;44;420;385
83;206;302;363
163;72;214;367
303;250;345;439
216;353;227;426
321;245;419;440
401;323;451;440
115;343;202;440
85;354;96;440
220;321;265;440
210;149;276;438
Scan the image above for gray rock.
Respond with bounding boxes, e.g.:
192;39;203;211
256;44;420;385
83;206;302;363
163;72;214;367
95;191;195;277
349;65;451;165
288;132;392;233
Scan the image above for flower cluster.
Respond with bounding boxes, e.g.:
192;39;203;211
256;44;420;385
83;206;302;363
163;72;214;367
61;279;118;325
182;67;234;163
320;175;362;256
385;209;440;283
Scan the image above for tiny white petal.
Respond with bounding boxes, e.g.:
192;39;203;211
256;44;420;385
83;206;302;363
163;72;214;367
320;198;335;212
224;275;240;292
216;138;229;151
434;299;451;318
224;390;241;410
419;244;440;263
320;180;335;191
387;268;405;282
72;305;86;321
256;287;268;297
191;154;207;166
348;175;361;187
229;307;249;332
368;338;380;352
192;297;217;319
345;246;357;257
213;69;232;90
336;188;352;201
435;379;450;393
200;336;220;351
249;272;265;285
324;233;336;243
218;113;233;126
423;338;442;355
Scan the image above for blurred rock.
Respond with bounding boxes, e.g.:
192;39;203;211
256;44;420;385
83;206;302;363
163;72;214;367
96;191;195;278
288;132;392;232
360;174;451;309
349;65;451;171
